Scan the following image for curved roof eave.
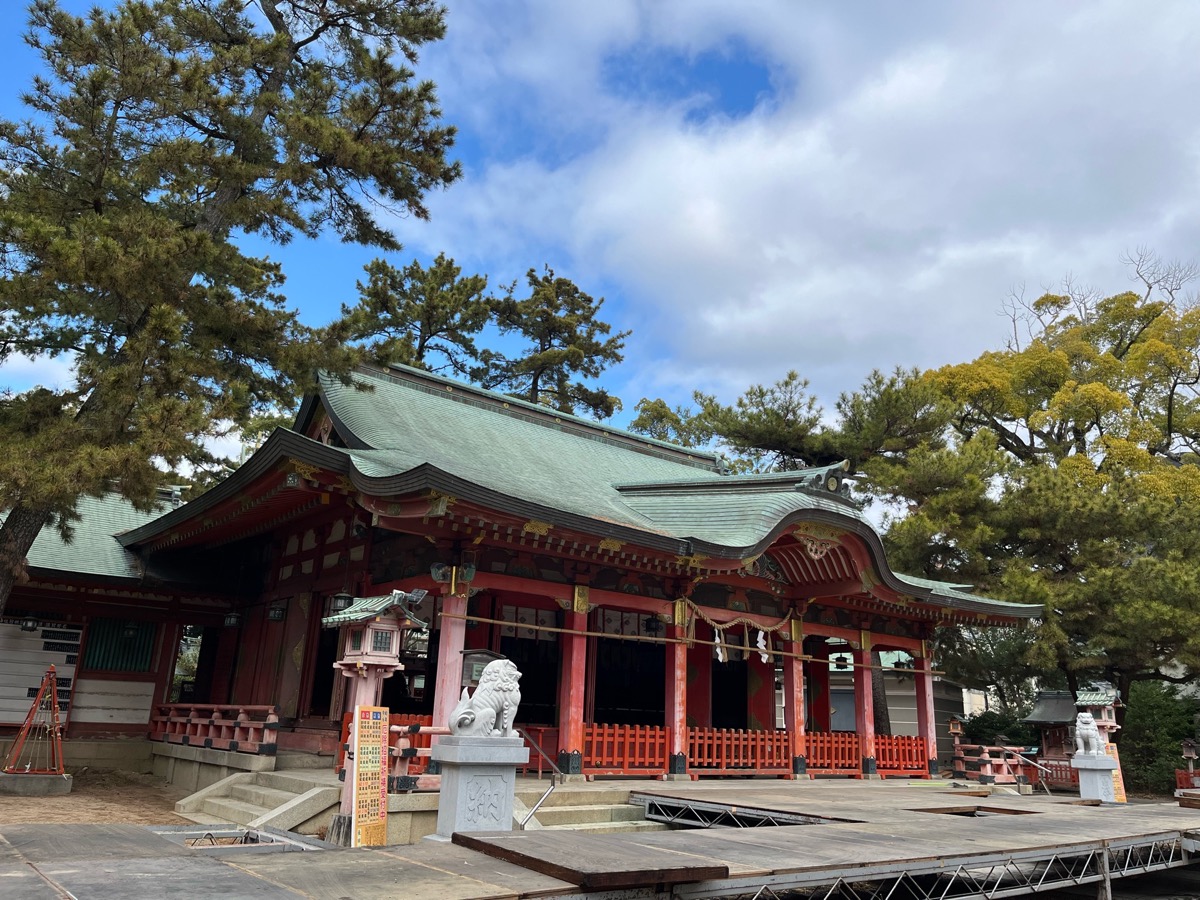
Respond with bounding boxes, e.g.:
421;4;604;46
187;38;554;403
343;464;1040;620
118;429;354;548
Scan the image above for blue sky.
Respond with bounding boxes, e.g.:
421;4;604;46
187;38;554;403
5;1;1200;429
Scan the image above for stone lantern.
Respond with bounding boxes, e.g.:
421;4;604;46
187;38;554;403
322;589;428;713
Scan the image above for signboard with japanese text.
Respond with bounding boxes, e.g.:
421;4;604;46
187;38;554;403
1105;742;1127;804
351;705;389;847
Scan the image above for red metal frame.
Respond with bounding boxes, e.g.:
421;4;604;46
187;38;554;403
3;666;65;775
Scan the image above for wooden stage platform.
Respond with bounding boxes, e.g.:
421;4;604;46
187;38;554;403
3;780;1200;899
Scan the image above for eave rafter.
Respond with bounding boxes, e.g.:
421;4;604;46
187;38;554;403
140;458;350;554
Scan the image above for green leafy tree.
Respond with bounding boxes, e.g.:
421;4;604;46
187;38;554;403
1121;680;1198;794
341;253;491;376
861;258;1200;727
477;266;628;418
0;0;460;616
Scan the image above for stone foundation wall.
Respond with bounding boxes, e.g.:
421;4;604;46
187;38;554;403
0;737;153;773
150;742;275;793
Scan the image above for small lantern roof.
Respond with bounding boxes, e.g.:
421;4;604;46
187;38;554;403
321;589;428;627
1075;688;1118;708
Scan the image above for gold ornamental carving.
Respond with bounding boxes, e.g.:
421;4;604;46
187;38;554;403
289;459;320;482
523;520;552;537
572;585;591;614
598;537;623;552
427;490;457;517
792;523;841;560
675;553;708;571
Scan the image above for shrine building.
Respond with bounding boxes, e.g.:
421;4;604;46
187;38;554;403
6;363;1041;779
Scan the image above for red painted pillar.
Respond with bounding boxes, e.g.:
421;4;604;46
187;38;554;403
665;620;688;777
914;653;939;777
783;625;807;778
686;622;713;728
432;592;467;728
807;641;831;733
746;649;775;731
853;637;877;778
556;589;588;775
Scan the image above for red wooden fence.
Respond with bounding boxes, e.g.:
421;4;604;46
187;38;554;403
337;712;432;774
875;734;927;776
688;727;791;775
149;703;279;755
582;723;669;775
806;731;861;775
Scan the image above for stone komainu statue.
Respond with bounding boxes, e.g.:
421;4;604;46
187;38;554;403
1074;710;1103;756
449;659;522;737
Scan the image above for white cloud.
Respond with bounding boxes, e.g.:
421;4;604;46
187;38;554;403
393;0;1200;411
0;353;75;394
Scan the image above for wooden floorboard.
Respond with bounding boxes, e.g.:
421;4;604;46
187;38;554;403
453;830;729;890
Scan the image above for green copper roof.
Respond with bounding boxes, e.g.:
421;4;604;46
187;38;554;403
307;366;1038;619
11;493;167;581
322;366;863;549
321;589;429;627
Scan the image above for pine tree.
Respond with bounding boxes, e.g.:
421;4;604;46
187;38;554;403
0;0;460;615
476;266;628;418
341;254;491;376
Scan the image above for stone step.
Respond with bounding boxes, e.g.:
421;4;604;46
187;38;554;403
200;796;274;826
516;787;631;808
230;783;300;810
542;820;669;835
533;804;646;826
256;771;338;794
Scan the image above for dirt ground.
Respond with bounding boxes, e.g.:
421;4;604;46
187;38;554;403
0;770;190;825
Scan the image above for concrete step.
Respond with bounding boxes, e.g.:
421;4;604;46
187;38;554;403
516;787;632;808
534;804;646;826
230;783;299;810
256;770;338;794
542;820;670;834
200;796;274;826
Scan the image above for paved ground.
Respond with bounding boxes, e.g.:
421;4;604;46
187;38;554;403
2;778;1200;899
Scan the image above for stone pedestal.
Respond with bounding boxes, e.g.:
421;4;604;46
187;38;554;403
1072;753;1119;803
428;735;529;840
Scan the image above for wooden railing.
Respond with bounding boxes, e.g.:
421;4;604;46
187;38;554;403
875;734;927;776
149;703;279;755
806;731;861;774
1039;757;1077;789
688;727;790;775
582;723;669;775
952;741;1040;785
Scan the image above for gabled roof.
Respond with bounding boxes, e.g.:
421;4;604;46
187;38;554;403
123;364;1040;620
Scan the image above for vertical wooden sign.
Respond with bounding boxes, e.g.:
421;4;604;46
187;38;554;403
1105;742;1127;804
352;705;389;847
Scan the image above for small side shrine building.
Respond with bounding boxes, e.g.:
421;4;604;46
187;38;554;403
119;364;1039;779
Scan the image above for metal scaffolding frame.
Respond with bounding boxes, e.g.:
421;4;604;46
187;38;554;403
670;834;1187;900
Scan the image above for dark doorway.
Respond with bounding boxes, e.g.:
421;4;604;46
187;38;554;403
500;634;558;725
712;659;748;729
305;625;340;718
592;638;664;725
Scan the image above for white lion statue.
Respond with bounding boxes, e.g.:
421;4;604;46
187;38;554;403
449;659;522;737
1074;711;1103;756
